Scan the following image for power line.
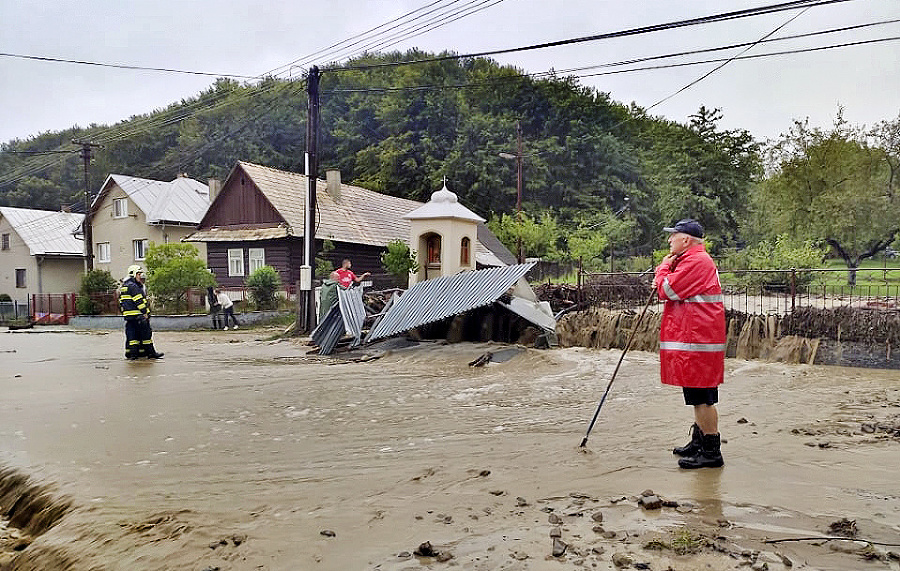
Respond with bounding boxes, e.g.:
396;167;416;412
0;52;259;80
331;0;856;71
321;33;900;94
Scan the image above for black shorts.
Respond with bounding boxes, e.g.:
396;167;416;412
683;387;718;406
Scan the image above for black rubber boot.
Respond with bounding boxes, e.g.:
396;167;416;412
678;433;724;469
673;423;702;457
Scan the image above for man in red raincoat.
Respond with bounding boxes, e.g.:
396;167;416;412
654;219;725;468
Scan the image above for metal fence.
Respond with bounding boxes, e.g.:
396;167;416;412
0;300;29;322
576;267;900;315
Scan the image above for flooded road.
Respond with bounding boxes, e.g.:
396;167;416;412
0;328;898;570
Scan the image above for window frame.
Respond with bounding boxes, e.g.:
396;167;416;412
15;268;26;288
1;233;9;251
97;242;111;263
248;247;266;273
113;198;128;218
228;248;245;277
460;237;471;266
133;239;148;261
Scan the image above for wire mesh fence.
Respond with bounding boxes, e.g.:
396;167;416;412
561;267;900;315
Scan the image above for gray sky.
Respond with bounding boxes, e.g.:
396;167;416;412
1;0;898;147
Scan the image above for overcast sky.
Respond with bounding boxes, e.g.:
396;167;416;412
1;0;898;148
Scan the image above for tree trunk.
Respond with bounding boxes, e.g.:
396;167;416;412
847;263;858;286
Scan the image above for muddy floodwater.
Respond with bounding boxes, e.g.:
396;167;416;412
0;328;898;570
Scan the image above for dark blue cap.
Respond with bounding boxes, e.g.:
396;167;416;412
663;219;704;238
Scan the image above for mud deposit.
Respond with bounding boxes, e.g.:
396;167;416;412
0;328;898;570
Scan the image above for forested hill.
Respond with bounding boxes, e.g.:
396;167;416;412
0;50;759;249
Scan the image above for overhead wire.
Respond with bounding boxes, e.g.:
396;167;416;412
329;0;857;71
262;0;475;75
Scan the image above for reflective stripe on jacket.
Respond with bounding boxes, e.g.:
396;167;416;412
119;278;149;320
653;243;725;388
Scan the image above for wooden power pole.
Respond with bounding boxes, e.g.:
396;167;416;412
72;139;102;272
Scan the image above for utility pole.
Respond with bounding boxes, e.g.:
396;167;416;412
299;66;320;334
72;139;102;272
500;122;524;263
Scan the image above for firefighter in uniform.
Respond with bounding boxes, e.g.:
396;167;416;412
119;265;164;360
654;219;725;469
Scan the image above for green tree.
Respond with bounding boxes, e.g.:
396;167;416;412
245;265;282;310
488;212;561;260
381;239;418;284
144;242;216;312
757;112;899;284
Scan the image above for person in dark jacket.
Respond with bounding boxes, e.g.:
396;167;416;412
119;265;163;360
207;286;222;330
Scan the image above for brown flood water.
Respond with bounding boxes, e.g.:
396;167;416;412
0;327;898;570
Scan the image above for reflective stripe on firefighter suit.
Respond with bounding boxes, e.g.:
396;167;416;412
653;243;725;389
119;277;154;358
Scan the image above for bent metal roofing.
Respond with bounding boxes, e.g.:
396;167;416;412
0;206;85;256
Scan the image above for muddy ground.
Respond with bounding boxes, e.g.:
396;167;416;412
0;327;898;570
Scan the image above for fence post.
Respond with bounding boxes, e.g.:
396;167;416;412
790;268;796;313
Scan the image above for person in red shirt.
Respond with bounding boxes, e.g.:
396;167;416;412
654;219;726;469
332;258;370;289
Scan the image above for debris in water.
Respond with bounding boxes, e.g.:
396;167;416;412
551;537;567;557
320;529;336;537
828;517;858;537
468;352;493;367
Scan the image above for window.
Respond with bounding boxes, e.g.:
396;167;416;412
113;198;128;218
15;268;26;288
1;233;9;250
426;235;441;264
228;248;244;276
133;239;148;260
97;242;111;263
460;237;471;266
249;248;266;273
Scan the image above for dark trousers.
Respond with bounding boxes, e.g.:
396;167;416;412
125;318;156;358
222;306;239;327
210;308;222;329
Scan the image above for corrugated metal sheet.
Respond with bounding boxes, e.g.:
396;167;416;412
365;263;534;343
337;286;366;348
311;304;344;355
0;207;85;256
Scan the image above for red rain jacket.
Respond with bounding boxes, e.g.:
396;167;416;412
653;243;726;388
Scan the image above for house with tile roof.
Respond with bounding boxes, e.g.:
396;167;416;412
186;161;514;288
90;173;212;281
0;206;85;302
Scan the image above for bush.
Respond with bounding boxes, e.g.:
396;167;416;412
145;243;216;312
380;240;418;284
246;265;282;310
0;293;11;303
77;269;118;315
732;234;825;288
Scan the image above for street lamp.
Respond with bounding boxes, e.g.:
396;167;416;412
499;122;524;262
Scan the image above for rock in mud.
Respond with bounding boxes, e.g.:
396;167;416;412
611;552;633;568
591;511;604;523
516;496;528;507
552;537;568;557
414;541;436;556
638;495;662;510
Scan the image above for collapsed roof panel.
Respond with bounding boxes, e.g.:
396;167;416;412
364;263;536;343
